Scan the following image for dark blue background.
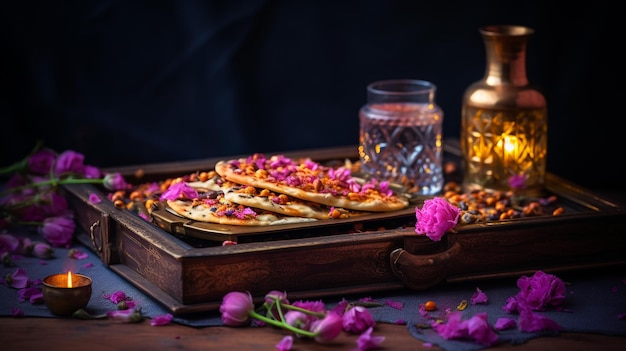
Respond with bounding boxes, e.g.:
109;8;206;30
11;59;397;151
1;1;622;193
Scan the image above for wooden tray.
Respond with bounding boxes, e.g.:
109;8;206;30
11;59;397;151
62;143;626;315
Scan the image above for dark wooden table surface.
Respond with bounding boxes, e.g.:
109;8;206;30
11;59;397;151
2;317;625;350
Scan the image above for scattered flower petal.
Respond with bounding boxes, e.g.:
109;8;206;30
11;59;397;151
151;313;173;326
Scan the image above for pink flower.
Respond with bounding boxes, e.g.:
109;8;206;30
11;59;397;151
311;312;343;343
160;182;199;201
342;306;376;334
68;248;88;259
515;271;566;311
508;174;526;190
432;311;498;346
5;268;29;289
107;308;144;323
103;172;128;191
0;234;20;255
354;326;385;351
516;304;562;332
276;335;293;351
39;192;69;216
88;193;102;204
494;317;516;330
104;291;129;304
28;149;56;175
39;214;76;248
31;241;54;259
83;165;101;179
54;150;85;175
18;286;43;303
219;291;254;326
471;287;488;305
415;197;460;241
151;313;173;326
284;310;312;332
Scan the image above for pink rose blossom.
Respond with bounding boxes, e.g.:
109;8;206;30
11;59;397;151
342;305;375;334
103;172;128;191
219;291;254;326
515;270;566;311
28;149;56;175
310;312;343;343
54;150;85;175
415;197;461;241
39;214;75;248
31;241;54;259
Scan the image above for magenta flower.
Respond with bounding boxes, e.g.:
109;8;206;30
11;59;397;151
310;312;343;343
83;165;101;179
516;304;562;332
39;192;69;217
54;150;85;175
18;286;43;303
31;241;54;259
415;197;461;241
284;310;312;333
150;313;173;326
160;182;199;201
0;234;20;255
68;248;88;259
107;308;144;323
104;291;129;304
39;214;75;248
220;291;254;326
342;305;375;334
471;287;488;305
276;335;293;351
88;193;102;204
508;174;526;191
28;149;56;175
354;326;385;351
5;267;29;289
514;271;566;311
103;172;128;191
432;311;498;346
494;317;516;330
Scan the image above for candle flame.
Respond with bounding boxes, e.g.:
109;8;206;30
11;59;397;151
67;271;72;288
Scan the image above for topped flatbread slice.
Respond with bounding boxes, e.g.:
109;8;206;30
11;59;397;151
214;153;409;212
165;185;317;226
186;174;365;219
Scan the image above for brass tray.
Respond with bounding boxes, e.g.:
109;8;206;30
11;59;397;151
62;142;626;315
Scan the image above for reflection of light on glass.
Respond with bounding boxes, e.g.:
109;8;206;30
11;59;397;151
496;134;519;165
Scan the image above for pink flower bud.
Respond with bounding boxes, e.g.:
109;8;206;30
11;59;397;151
54;150;85;175
342;305;375;334
311;312;343;343
31;241;54;259
103;172;128;191
39;214;76;248
107;308;144;323
6;267;29;289
219;291;254;326
28;149;56;175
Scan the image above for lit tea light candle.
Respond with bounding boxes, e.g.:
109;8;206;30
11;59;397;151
43;272;92;316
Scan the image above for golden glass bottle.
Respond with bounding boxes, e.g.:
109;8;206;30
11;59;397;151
461;25;547;197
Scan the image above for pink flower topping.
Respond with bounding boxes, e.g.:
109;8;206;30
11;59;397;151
160;182;198;201
415;197;461;241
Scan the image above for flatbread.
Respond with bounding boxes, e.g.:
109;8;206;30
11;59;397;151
214;153;409;212
165;187;317;226
187;175;364;220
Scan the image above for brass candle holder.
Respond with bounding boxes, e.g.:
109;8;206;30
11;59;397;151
42;272;92;316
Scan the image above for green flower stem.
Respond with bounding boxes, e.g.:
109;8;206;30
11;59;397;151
280;304;326;318
248;310;317;338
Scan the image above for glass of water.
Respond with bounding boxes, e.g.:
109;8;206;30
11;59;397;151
358;79;444;196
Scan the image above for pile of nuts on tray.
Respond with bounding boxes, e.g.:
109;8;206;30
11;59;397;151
441;181;565;225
